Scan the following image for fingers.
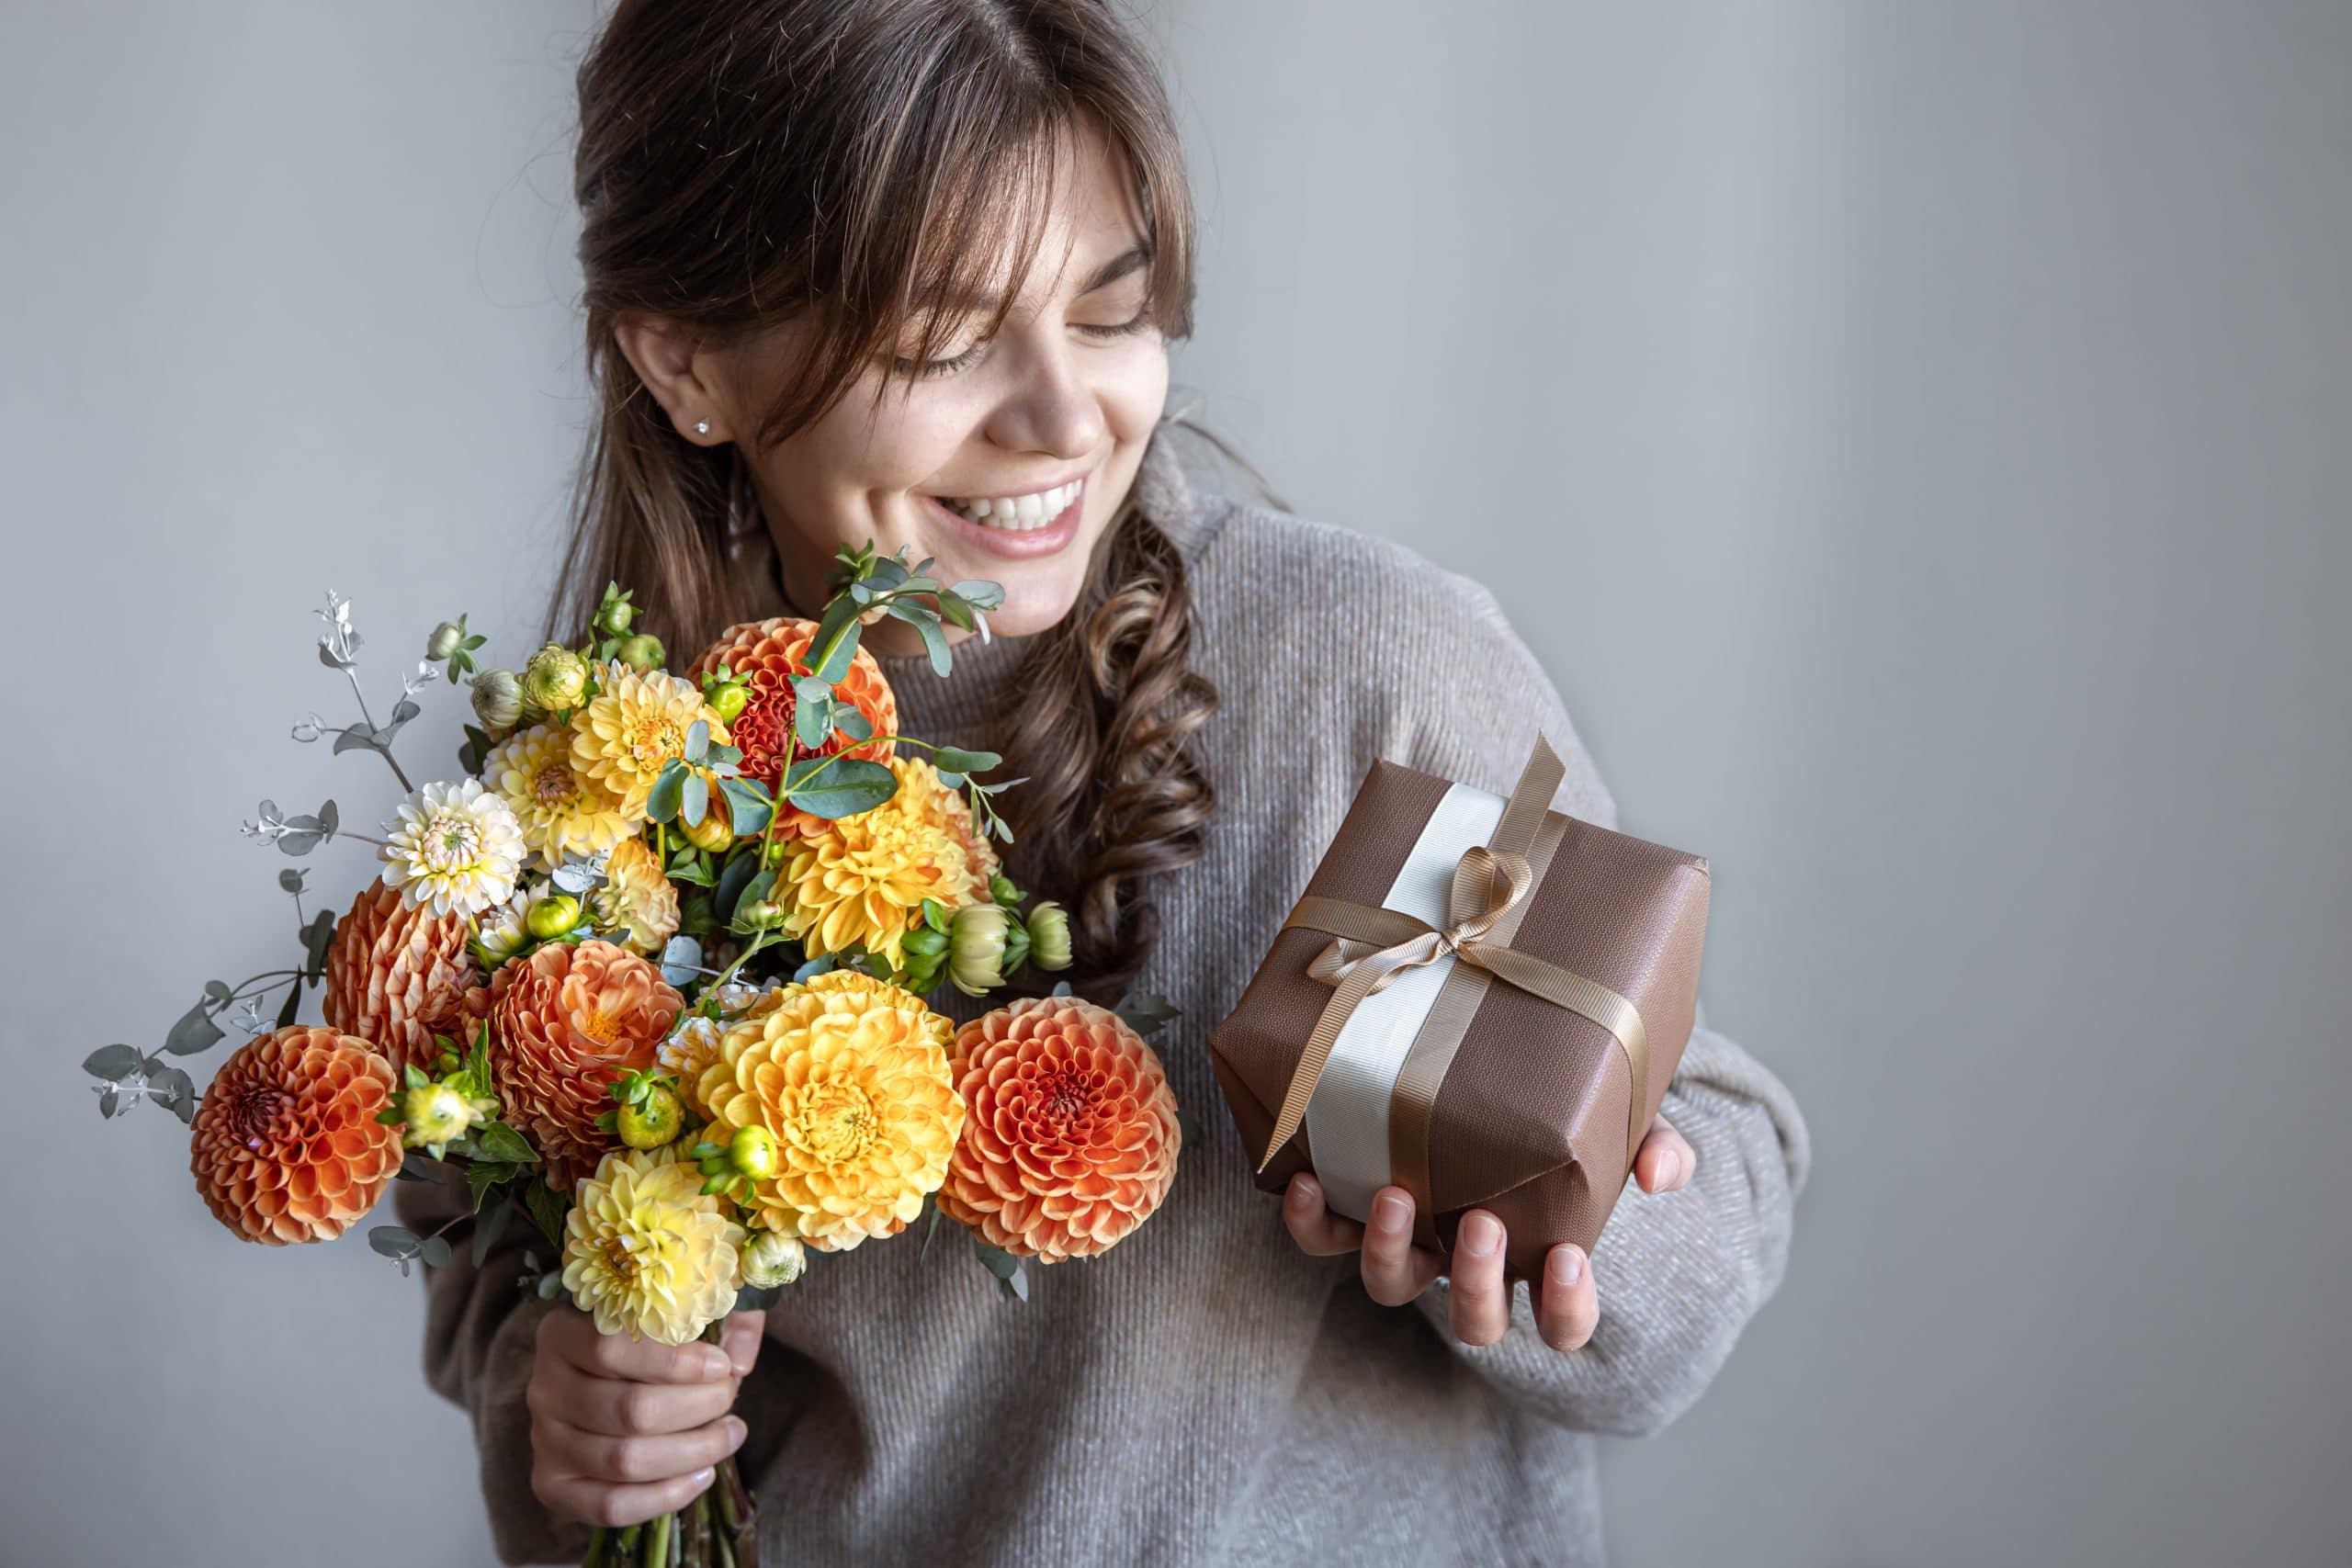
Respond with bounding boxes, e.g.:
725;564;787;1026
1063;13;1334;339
533;1458;724;1530
1444;1210;1510;1346
541;1308;734;1384
528;1362;739;1437
1361;1187;1440;1306
1282;1173;1366;1256
719;1309;765;1382
537;1410;747;1488
1534;1244;1600;1351
1633;1115;1697;1194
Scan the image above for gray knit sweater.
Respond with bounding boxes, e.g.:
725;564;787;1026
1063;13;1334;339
397;426;1813;1566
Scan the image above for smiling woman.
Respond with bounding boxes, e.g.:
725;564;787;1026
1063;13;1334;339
395;2;1809;1563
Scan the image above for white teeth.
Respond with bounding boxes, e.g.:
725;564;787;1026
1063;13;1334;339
944;477;1084;531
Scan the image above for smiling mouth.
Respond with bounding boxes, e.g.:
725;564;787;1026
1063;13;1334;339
936;476;1086;532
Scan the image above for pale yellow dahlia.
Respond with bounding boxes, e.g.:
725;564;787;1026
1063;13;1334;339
696;980;964;1251
560;1145;746;1344
778;758;989;971
801;968;955;1055
570;662;729;819
593;836;681;955
658;983;786;1120
486;721;634;866
379;778;526;919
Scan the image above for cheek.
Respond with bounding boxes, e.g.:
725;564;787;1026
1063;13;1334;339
763;386;976;532
1096;337;1171;444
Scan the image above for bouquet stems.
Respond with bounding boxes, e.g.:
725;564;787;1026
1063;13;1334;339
582;1325;758;1566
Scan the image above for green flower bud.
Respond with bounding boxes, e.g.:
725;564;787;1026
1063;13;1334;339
729;1124;779;1180
616;1083;684;1150
988;874;1021;907
737;897;785;931
948;902;1011;998
520;642;590;712
596;598;636;637
1026;900;1072;972
401;1083;476;1150
526;893;582;941
741;1228;805;1290
707;681;750;724
614;633;666;672
425;620;464;661
470;669;525;733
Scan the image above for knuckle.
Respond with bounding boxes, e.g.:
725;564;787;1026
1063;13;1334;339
616;1382;661;1432
587;1489;635;1530
605;1436;659;1483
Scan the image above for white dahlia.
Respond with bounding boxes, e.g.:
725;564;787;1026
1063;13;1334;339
380;778;526;919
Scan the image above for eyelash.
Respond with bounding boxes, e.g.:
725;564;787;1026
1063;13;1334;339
893;312;1154;379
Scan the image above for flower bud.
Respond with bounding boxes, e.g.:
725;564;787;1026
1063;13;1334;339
401;1083;476;1150
469;669;525;733
989;874;1022;907
616;1083;684;1150
613;633;665;672
741;1228;805;1290
948;902;1011;998
520;643;590;712
595;598;636;637
1026;900;1072;972
425;621;464;661
526;893;582;941
679;794;732;853
707;681;750;724
737;897;785;931
729;1124;779;1180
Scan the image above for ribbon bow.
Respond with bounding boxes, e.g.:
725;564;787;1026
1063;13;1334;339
1256;734;1652;1182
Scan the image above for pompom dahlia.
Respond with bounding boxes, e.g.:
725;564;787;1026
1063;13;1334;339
487;939;682;1187
696;979;963;1251
940;996;1182;1262
801;967;955;1055
658;982;785;1121
778;758;992;972
560;1145;746;1345
189;1026;403;1245
485;720;633;867
570;662;730;821
685;617;898;837
379;777;526;919
321;878;478;1077
593;836;681;956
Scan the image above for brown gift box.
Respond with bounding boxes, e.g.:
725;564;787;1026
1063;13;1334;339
1207;734;1711;1280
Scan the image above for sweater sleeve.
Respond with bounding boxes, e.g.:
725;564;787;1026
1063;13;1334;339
392;1170;594;1566
1392;574;1814;1437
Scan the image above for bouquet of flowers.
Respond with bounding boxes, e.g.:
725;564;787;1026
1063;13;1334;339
79;546;1185;1567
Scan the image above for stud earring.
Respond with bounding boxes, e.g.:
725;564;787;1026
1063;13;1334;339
694;420;712;436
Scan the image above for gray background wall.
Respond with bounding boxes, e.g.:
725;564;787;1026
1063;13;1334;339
4;3;2345;1564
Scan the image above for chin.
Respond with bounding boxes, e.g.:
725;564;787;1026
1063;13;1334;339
979;557;1093;637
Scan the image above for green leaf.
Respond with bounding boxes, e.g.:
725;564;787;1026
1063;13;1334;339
732;1282;785;1314
1177;1108;1204;1147
163;1001;224;1056
470;1198;513;1267
646;759;687;824
523;1178;569;1250
684;719;710;764
368;1226;422;1259
681;770;708;829
885;599;952;676
1114;992;1182;1038
934;589;973;630
83;1044;141;1080
465;1159;522;1209
781;757;896;820
931;746;1001;775
536;1271;565;1301
948;579;1006;611
474;1121;537;1164
300;908;337;983
833;707;873;743
276;870;304;896
274;981;303;1030
972;1237;1030;1303
718;778;773;840
419;1235;453;1269
713;852;764;923
793;676;835;750
808;595;863;682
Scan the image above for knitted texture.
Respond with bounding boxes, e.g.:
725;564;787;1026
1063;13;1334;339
395;426;1813;1566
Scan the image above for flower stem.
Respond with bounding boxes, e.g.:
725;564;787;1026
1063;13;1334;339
583;1527;609;1568
646;1510;673;1568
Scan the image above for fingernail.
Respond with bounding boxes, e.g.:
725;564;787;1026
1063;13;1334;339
1374;1191;1410;1234
1461;1213;1501;1258
702;1348;731;1380
1288;1176;1317;1208
725;1416;747;1449
690;1467;716;1490
1656;1150;1679;1187
1549;1246;1585;1287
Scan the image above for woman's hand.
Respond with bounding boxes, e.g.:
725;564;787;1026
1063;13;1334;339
1282;1115;1697;1351
527;1307;764;1529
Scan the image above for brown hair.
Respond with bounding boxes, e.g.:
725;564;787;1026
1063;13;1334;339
555;0;1216;998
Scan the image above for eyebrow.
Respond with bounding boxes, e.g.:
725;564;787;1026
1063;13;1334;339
928;245;1151;314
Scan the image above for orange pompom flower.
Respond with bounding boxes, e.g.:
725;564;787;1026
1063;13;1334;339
940;996;1182;1262
189;1026;403;1245
685;617;897;837
322;878;478;1077
487;939;682;1187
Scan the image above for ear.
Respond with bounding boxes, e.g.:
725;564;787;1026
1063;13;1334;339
612;314;732;446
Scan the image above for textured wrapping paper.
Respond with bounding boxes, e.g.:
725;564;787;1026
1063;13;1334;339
1208;734;1711;1280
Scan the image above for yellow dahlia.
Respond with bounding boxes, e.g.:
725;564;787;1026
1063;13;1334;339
658;983;786;1120
593;836;681;955
560;1145;746;1344
778;758;990;971
570;662;730;820
379;778;526;919
696;979;963;1251
802;968;955;1055
485;720;633;867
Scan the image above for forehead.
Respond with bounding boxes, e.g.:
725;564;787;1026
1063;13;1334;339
929;118;1150;312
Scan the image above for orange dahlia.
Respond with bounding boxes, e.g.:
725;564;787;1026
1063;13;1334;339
322;878;478;1077
190;1026;403;1245
940;996;1182;1262
487;939;682;1187
684;617;898;837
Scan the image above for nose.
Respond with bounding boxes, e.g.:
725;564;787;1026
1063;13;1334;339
982;334;1106;461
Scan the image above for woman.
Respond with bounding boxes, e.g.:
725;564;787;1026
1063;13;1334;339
399;2;1811;1562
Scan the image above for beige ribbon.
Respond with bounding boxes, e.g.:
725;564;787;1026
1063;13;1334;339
1258;735;1654;1198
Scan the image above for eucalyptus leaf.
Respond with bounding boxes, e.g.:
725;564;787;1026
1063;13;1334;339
164;1001;224;1056
83;1044;141;1080
791;953;838;983
369;1226;422;1259
277;869;305;895
300;909;338;983
317;799;339;838
684;719;710;764
934;589;973;630
931;746;1001;774
948;579;1005;611
718;777;773;840
732;1283;785;1314
419;1235;452;1269
274;981;302;1030
781;756;897;819
536;1271;565;1301
332;728;379;755
1114;992;1182;1038
646;759;686;824
833;707;873;743
713;852;763;922
397;1152;440;1183
203;979;232;1004
275;830;322;856
660;935;704;989
97;1088;119;1118
681;770;708;829
972;1237;1029;1303
808;595;862;682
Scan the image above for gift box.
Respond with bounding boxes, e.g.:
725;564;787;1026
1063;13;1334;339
1208;733;1711;1280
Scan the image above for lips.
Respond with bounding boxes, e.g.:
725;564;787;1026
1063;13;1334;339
921;483;1086;560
